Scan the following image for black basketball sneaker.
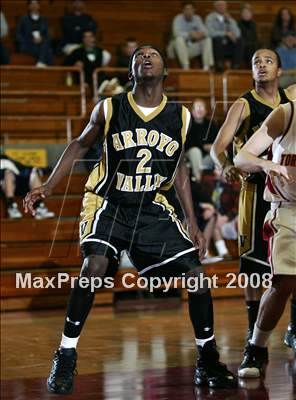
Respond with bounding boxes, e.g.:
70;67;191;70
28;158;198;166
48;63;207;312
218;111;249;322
194;340;238;388
47;348;77;394
238;342;268;378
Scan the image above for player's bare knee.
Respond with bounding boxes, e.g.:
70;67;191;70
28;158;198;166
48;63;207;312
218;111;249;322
185;266;209;295
272;275;296;296
80;255;109;279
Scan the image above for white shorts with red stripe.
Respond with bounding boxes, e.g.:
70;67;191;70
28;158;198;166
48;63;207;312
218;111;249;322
263;202;296;275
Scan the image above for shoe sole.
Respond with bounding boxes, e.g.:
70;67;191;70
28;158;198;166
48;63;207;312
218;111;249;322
238;367;260;378
47;380;73;395
194;376;238;388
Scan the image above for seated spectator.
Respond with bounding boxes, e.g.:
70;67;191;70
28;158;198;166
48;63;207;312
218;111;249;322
61;0;97;55
206;0;243;71
117;38;138;68
116;38;138;89
167;2;214;70
185;99;218;181
65;30;111;87
0;11;10;65
16;0;53;67
271;7;295;48
166;184;231;261
0;154;54;220
271;8;296;87
238;3;259;68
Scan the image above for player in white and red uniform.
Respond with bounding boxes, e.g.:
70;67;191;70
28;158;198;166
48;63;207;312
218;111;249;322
234;99;296;378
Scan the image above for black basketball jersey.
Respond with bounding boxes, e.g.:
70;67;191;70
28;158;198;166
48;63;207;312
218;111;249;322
85;92;188;205
233;88;291;183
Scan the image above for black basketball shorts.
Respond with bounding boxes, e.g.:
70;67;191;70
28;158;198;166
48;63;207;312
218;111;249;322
80;191;200;276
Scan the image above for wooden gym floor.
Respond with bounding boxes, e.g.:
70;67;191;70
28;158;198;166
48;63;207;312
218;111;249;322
1;298;295;400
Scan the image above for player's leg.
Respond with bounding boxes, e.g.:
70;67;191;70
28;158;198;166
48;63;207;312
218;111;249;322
132;197;237;388
238;181;270;342
185;266;237;388
47;255;110;395
239;275;296;378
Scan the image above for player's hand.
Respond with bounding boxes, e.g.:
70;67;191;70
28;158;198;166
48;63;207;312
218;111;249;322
23;184;52;216
222;165;243;183
187;219;207;260
264;163;295;185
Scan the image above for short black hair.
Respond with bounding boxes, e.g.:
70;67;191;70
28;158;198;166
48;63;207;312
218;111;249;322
182;1;195;8
252;48;282;68
128;45;168;77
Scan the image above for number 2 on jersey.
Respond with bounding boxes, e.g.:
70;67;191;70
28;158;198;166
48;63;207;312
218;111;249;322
136;149;152;174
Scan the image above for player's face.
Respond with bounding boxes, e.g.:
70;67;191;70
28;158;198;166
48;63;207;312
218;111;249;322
252;50;281;83
131;47;164;81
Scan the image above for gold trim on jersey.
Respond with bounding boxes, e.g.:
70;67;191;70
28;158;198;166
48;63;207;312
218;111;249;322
104;97;113;136
127;91;167;122
84;99;113;192
233;99;251;157
239;97;251;120
154;193;191;241
80;191;104;241
250;89;281;109
284;88;295;101
181;106;188;145
238;181;256;257
160;107;187;191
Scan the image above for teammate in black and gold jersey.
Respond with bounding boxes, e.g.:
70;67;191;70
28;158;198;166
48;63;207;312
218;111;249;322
24;45;237;394
211;48;296;358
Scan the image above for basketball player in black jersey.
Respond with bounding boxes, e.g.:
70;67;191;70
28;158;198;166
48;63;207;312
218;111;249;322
211;49;296;374
24;46;237;394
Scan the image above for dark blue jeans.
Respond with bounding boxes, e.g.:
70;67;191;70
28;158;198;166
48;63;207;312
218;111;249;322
20;40;53;65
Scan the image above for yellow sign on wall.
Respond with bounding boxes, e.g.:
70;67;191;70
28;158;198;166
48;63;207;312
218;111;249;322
5;149;48;167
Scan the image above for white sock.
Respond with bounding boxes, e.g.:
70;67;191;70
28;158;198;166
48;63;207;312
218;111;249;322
195;335;215;347
251;323;272;348
60;333;80;349
215;239;228;256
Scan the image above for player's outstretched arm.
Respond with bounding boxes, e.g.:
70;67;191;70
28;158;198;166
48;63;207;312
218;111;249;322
24;101;106;215
174;157;206;259
210;100;246;183
234;106;292;182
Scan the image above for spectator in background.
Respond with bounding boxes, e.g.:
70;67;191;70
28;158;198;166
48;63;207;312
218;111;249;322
117;38;138;68
65;30;111;86
206;0;243;71
238;3;259;68
271;8;296;86
16;0;53;66
167;2;214;70
61;0;97;55
185;98;218;182
271;7;295;48
0;11;10;65
0;154;54;220
116;38;138;89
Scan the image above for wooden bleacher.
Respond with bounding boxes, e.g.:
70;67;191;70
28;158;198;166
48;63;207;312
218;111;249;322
0;66;87;144
1;0;295;65
93;67;216;109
